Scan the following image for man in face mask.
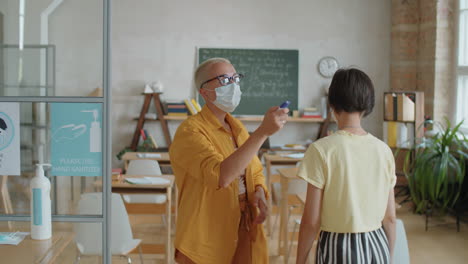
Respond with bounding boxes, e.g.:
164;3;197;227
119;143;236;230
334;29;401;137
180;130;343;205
169;58;289;264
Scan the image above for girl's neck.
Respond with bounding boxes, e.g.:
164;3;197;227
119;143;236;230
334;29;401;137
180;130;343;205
335;111;367;135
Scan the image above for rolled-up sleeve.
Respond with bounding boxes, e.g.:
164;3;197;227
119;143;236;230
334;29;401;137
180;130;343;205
170;124;223;190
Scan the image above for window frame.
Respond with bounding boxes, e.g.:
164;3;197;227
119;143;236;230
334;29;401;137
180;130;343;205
456;0;468;133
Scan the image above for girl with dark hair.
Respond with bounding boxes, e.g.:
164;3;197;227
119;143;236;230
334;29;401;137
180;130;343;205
296;68;396;264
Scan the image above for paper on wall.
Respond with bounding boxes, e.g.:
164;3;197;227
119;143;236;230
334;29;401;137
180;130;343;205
50;103;102;177
0;103;21;175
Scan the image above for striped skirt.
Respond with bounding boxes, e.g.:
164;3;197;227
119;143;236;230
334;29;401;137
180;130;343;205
315;227;390;264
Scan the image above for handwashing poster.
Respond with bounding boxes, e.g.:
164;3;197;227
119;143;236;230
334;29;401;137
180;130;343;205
0;103;20;175
50;103;102;177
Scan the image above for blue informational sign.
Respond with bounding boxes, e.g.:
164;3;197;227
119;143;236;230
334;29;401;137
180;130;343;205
50;103;102;177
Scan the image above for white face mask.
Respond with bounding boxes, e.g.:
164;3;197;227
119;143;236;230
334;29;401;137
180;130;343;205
209;82;242;113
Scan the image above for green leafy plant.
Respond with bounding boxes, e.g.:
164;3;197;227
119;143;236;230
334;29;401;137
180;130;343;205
116;139;158;160
403;119;468;214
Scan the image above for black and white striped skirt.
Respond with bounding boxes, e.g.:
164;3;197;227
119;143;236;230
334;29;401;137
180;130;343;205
315;227;390;264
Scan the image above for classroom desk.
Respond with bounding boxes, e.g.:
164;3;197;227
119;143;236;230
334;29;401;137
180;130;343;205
121;152;171;170
277;167;301;261
263;154;302;234
0;232;74;264
95;174;175;264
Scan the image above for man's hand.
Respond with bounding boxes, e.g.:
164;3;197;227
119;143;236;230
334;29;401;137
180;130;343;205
256;106;289;136
252;186;269;225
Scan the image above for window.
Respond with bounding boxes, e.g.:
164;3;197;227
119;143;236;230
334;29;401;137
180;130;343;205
456;0;468;131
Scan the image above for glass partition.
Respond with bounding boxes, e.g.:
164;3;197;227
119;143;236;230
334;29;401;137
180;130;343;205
0;102;104;217
0;45;55;97
0;0;103;97
0;0;110;263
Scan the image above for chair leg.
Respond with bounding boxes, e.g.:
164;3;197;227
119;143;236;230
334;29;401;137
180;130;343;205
138;244;144;264
74;252;81;264
286;222;297;263
162;215;167;227
286;220;299;264
272;212;279;233
286;206;294;230
121;255;133;264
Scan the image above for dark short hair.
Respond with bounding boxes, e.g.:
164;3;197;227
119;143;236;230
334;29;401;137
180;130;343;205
328;68;375;117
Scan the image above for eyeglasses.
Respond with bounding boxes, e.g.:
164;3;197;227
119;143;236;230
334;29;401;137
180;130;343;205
200;73;244;89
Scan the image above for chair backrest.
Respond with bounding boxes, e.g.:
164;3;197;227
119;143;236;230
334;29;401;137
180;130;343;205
290;162;307;194
271;179;307;206
288;178;307;195
126;159;161;175
74;193;135;255
394;219;410;264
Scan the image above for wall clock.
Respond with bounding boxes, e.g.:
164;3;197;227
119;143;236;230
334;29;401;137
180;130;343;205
318;56;339;78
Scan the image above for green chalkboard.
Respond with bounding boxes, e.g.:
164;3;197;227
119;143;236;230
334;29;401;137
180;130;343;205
198;48;298;115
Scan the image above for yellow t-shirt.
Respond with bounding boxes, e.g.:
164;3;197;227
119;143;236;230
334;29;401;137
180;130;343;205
297;130;396;233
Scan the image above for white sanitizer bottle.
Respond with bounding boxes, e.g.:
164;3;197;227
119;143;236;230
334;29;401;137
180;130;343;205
31;163;52;240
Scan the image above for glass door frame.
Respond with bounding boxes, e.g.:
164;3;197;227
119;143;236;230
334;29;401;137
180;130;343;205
0;0;112;262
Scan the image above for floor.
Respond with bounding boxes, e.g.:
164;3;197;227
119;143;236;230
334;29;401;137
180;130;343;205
2;177;468;263
52;198;468;263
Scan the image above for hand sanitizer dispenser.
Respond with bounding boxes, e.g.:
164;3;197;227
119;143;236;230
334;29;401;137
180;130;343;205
31;163;52;240
81;109;101;153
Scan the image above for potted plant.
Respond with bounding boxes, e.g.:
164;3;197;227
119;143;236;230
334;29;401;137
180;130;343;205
403;119;468;230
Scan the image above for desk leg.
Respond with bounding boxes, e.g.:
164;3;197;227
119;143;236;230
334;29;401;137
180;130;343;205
124;160;129;172
279;175;288;259
166;187;172;264
266;160;272;235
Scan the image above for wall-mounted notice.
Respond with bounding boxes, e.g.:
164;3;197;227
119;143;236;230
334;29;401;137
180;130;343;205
50;103;102;177
0;103;20;175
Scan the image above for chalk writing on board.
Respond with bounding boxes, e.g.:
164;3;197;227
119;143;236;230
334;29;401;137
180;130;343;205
198;48;299;115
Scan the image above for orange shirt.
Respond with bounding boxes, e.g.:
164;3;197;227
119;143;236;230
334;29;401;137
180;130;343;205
169;106;269;264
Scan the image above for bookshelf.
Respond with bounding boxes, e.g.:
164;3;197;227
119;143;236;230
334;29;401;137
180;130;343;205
135;115;332;141
130;92;171;150
136;116;328;123
130;94;333;149
383;91;424;180
383;91;425;145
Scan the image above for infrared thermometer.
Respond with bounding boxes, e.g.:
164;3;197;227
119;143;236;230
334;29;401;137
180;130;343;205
279;101;290;108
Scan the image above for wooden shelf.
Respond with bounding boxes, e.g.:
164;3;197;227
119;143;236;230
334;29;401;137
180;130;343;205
383;120;416;124
133;116;187;121
135;116;328;123
164;115;188;120
131;93;172;149
131;94;332;144
238;116;326;123
390;146;412;150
